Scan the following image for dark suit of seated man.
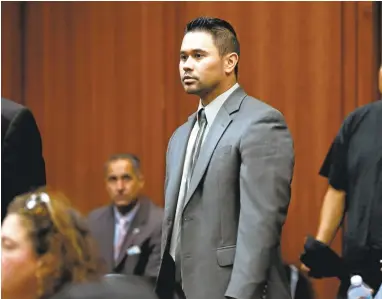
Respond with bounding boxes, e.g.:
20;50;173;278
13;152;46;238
1;98;46;221
88;153;163;282
50;275;159;299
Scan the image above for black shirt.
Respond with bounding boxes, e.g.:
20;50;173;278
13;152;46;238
319;100;382;256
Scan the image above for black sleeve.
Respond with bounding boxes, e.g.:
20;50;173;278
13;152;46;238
319;115;353;192
2;107;46;219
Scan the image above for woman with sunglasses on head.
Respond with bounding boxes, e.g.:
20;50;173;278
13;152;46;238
1;189;104;299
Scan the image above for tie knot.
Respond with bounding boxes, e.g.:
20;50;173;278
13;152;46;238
198;108;207;127
119;218;128;227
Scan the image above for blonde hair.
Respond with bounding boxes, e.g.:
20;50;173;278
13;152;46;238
7;188;104;299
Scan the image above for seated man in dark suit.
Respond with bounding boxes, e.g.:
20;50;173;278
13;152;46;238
50;274;159;299
1;98;46;221
88;153;163;282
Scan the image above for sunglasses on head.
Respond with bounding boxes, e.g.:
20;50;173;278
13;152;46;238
22;192;56;255
24;192;54;227
25;192;51;213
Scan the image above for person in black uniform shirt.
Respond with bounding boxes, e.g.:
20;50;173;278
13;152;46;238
301;66;382;298
1;98;46;220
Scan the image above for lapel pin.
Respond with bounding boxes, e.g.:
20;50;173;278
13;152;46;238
132;228;140;235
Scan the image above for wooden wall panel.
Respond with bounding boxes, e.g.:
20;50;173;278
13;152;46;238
2;2;378;299
1;2;23;103
342;2;358;116
23;2;178;210
356;2;379;106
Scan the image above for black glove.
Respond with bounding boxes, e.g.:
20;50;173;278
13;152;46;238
300;235;349;281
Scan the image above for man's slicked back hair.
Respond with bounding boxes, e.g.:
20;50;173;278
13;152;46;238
105;153;141;175
185;16;240;77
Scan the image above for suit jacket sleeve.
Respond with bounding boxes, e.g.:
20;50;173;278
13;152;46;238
2;107;46;218
225;110;294;299
144;221;162;279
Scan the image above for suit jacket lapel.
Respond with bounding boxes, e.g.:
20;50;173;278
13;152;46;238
183;87;247;210
165;114;196;222
115;198;149;266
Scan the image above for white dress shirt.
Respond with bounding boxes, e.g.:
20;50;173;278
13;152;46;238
113;203;140;248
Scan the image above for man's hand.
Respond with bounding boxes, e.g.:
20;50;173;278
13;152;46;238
300;235;347;279
300;236;312;273
300;263;310;273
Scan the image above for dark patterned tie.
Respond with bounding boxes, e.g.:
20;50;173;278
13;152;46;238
185;108;208;191
174;108;208;283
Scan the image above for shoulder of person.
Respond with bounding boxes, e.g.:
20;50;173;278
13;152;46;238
88;205;112;221
141;197;164;224
1;98;29;121
177;119;192;132
236;96;288;133
340;100;381;136
241;95;284;120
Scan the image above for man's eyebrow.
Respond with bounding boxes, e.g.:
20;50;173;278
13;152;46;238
180;49;208;54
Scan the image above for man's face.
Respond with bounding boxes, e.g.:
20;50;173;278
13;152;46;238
105;159;144;207
179;31;225;97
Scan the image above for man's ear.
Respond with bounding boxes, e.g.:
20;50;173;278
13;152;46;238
224;52;239;75
139;174;145;189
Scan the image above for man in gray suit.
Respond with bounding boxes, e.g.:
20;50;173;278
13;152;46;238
156;17;295;299
88;154;163;282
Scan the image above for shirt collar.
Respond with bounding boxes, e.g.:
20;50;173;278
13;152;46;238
113;202;140;225
197;83;240;125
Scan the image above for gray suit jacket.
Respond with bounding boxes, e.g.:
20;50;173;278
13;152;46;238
88;197;163;279
156;87;294;299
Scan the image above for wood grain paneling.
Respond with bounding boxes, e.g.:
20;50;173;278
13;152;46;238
23;2;176;209
1;2;23;103
356;2;379;106
2;2;378;298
